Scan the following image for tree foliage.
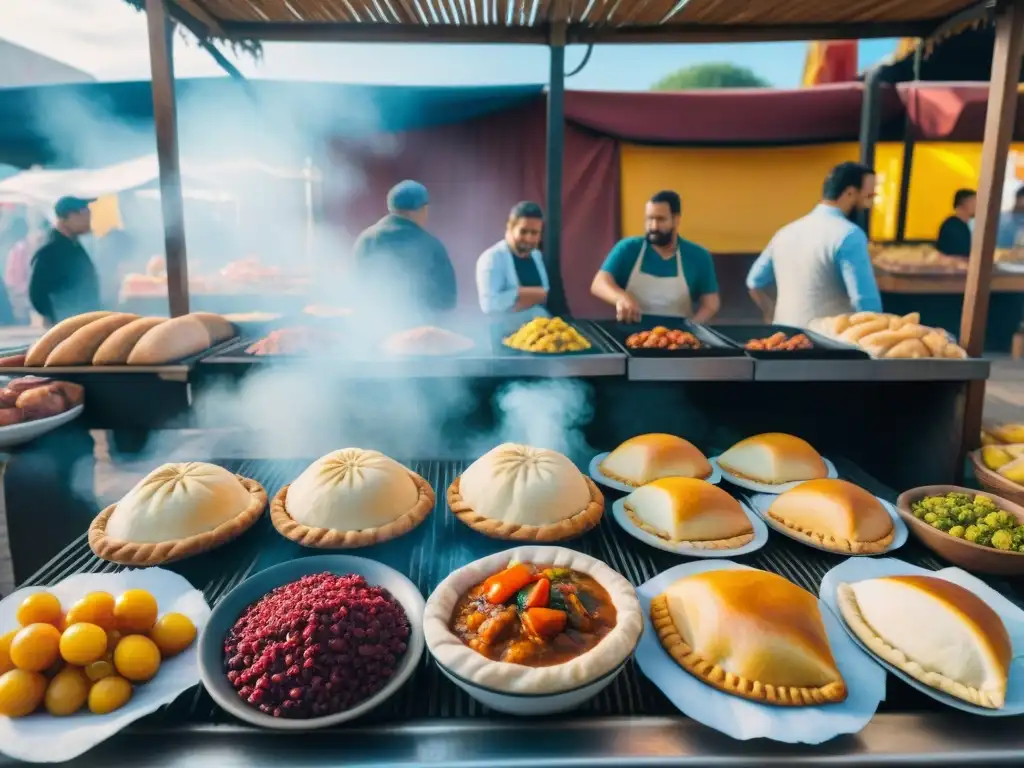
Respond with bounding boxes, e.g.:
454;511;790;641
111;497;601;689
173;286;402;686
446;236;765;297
651;63;770;90
120;0;262;59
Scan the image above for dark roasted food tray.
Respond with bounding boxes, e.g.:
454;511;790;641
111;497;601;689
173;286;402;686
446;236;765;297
19;455;1020;731
592;317;742;358
708;324;869;360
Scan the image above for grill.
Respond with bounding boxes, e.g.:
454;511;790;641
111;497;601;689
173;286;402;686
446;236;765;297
19;456;1022;728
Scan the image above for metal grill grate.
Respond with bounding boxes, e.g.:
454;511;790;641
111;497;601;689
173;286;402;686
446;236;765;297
21;456;1022;727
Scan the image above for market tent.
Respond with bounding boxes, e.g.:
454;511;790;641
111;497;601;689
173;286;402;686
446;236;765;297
898;82;1024;140
0;79;545;166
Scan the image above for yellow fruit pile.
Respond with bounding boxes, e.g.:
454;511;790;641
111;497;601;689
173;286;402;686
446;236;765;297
0;588;197;719
980;444;1024;485
503;317;591;354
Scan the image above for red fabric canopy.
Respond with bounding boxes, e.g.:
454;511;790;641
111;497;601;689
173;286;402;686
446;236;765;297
898;83;1024;141
563;83;903;145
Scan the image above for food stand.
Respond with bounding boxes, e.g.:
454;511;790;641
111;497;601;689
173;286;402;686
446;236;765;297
0;0;1023;765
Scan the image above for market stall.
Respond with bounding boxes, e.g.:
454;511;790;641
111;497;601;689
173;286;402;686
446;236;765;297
0;0;1021;766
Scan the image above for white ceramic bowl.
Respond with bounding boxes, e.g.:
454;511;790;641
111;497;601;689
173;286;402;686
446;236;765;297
423;545;643;715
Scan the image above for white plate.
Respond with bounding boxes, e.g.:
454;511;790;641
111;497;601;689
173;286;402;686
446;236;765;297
820;557;1024;717
0;568;210;763
589;452;721;493
634;560;886;744
0;405;83;449
709;456;837;494
747;493;908;556
610;496;768;558
996;262;1024;275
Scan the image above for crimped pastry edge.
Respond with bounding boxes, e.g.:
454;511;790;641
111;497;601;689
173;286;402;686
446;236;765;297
766;507;894;553
597;461;713;487
270;470;434;548
447;474;604;541
650;593;847;706
623;504;753;550
836;582;1005;709
88;475;267;565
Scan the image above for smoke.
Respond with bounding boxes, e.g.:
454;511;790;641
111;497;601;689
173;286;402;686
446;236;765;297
20;78;597;496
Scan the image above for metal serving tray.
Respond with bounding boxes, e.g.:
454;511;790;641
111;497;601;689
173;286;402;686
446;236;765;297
9;456;1024;766
199;320;626;379
591;318;752;382
709;324;869;360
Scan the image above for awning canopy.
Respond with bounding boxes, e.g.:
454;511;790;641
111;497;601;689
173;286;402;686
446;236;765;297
564;83;905;145
161;0;987;43
899;82;1024;140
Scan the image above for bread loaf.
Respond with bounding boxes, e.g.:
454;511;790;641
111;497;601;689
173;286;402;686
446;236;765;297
885;339;930;358
127;316;212;365
840;318;889;343
25;311;113;366
189;312;235;343
93;317;167;365
859;331;905;357
45;313;140;366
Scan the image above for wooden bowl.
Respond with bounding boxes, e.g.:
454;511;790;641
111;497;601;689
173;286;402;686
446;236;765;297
896;485;1024;575
968;449;1024;507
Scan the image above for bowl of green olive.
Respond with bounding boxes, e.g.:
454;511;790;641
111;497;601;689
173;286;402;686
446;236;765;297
896;485;1024;575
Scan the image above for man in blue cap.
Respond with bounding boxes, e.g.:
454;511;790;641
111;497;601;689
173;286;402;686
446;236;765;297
352;180;457;318
28;196;102;326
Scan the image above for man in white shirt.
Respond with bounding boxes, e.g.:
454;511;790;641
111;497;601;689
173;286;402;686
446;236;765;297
475;201;549;318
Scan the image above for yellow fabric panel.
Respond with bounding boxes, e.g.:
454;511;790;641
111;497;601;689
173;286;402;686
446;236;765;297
903;142;1024;241
802;42;825;87
870;142;904;243
88;195;123;238
620;143;904;253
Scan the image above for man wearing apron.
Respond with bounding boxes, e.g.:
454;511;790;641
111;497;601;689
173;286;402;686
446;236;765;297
590;190;720;322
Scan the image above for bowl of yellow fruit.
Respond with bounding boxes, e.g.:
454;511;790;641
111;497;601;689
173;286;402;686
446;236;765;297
0;568;208;762
971;438;1024;507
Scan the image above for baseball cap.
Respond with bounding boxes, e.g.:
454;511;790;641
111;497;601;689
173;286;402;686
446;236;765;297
54;196;96;218
386;180;429;213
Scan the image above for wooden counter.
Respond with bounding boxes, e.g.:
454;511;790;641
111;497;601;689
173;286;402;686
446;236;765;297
875;269;1024;294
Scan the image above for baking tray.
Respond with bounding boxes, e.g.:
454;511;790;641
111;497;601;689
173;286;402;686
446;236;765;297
591;317;743;358
708;324;869;360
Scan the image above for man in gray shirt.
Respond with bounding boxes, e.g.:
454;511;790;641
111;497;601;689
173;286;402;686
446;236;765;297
746;162;883;327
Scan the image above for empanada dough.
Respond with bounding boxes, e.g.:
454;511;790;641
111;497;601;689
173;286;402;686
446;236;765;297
624;478;752;548
599;433;711;486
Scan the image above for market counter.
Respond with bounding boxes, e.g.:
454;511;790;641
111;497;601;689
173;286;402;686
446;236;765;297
4;455;1024;766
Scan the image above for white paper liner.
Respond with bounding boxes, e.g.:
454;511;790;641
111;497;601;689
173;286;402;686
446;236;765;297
746;493;908;556
820;556;1024;716
709;456;837;494
634;560;885;743
610;497;768;558
0;405;83;450
0;568;210;763
588;452;722;494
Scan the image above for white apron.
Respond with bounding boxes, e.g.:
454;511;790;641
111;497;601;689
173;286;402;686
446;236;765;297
625;241;694;318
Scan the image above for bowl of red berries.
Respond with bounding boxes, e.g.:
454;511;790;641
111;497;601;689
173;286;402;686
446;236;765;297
198;555;425;729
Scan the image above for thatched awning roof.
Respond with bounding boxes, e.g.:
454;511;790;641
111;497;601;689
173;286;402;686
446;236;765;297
149;0;990;44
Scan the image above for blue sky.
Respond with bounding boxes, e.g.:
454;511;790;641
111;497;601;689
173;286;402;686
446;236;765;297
0;0;900;89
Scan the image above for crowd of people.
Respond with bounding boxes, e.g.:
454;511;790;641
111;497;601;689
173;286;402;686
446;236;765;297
1;162;1022;333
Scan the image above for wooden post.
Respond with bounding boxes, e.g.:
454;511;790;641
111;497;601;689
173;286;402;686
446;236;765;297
960;0;1024;457
146;0;190;316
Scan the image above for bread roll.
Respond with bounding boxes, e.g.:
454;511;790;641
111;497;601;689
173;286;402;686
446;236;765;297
921;331;949;357
831;315;853;335
25;311;113;366
44;313;140;366
126;316;212;365
93;317;167;365
849;311;884;326
840;318;888;343
898;324;930;339
885;339;930;358
902;312;921;325
859;330;905;357
944;344;968;359
189;312;235;343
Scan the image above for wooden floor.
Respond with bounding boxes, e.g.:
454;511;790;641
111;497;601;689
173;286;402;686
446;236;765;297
2;359;1024;597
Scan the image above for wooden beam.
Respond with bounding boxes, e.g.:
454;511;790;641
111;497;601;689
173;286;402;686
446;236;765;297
219;18;939;44
168;0;225;36
960;0;1024;457
146;0;190;317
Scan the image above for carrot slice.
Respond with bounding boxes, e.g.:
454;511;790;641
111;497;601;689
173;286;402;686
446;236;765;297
483;564;535;604
517;577;550;611
522;607;567;639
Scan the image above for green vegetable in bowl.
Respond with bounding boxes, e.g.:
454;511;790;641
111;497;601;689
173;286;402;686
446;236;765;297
914;492;1022;553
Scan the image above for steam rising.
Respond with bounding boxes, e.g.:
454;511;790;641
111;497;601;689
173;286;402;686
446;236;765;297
26;81;596;485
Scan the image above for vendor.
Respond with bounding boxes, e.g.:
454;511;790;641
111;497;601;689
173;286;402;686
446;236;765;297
353;180;457;319
997;186;1024;248
28;196;101;326
746;162;882;327
475;201;549;319
590;190;720;322
935;189;976;258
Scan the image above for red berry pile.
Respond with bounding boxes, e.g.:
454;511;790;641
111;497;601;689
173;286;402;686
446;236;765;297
223;572;410;719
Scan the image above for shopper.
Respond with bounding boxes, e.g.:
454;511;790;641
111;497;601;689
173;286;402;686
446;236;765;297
28;196;102;326
936;189;976;258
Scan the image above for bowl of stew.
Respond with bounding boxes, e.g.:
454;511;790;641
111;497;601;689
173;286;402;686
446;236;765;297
423;546;643;715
